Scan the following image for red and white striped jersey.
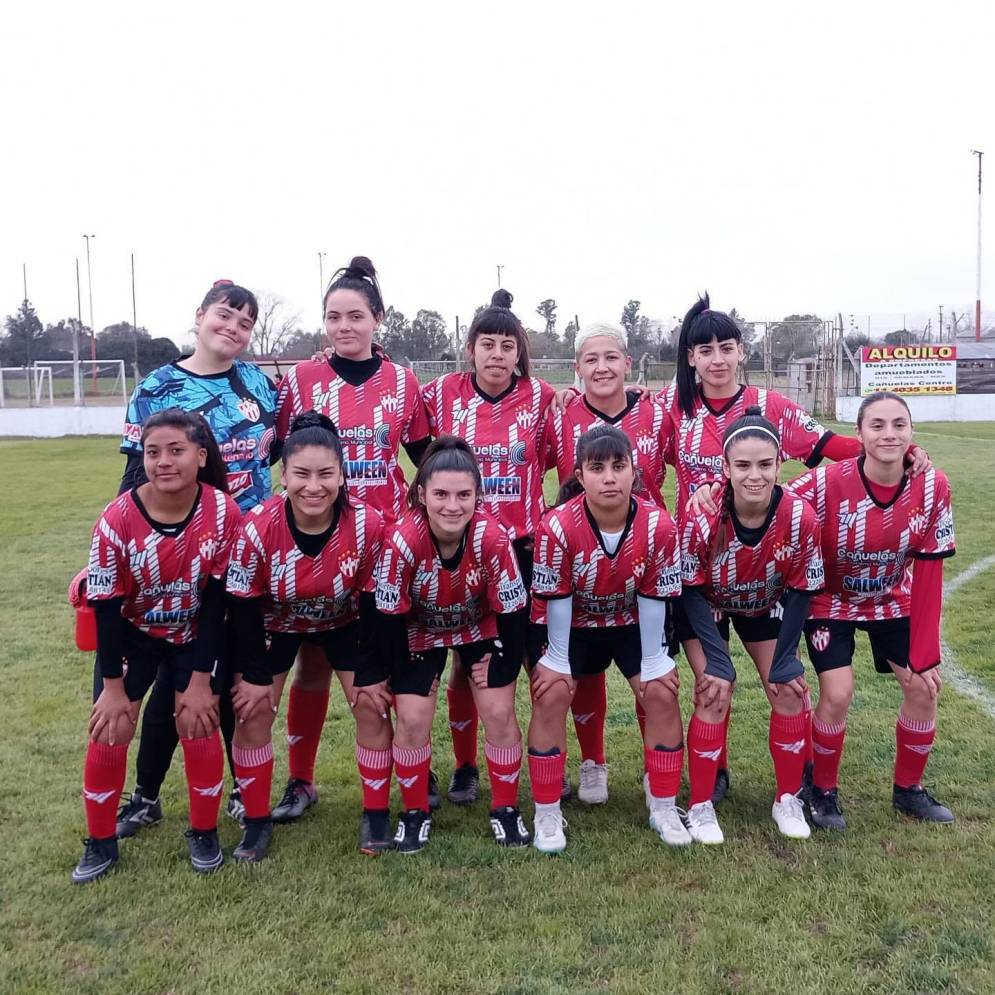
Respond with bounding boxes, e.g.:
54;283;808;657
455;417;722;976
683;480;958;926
681;487;824;617
226;495;384;633
422;372;555;540
540;391;672;508
86;485;240;644
657;383;830;521
531;494;682;628
785;458;955;621
376;508;527;651
275;359;430;521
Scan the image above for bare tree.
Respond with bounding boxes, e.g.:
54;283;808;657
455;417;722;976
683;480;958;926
250;293;302;358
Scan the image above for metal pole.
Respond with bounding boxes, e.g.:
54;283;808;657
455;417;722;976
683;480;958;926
131;253;139;380
972;150;984;342
22;262;27;301
74;258;83;404
318;251;326;324
938;306;944;344
83;234;96;387
22;264;31;392
496;265;503;288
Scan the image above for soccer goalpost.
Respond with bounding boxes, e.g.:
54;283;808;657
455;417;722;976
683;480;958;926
32;359;128;406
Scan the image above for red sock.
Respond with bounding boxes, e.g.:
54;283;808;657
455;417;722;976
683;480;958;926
635;699;647;739
286;686;330;784
811;715;847;791
769;711;809;797
446;686;479;768
571;673;606;764
485;740;523;808
894;713;936;788
393;743;431;812
687;715;724;805
356;743;392;810
645;745;684;800
181;732;225;831
233;742;274;820
528;749;566;805
718;702;732;769
83;741;128;839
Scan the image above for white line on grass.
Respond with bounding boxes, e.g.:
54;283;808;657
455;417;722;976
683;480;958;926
941;553;995;720
914;430;995;444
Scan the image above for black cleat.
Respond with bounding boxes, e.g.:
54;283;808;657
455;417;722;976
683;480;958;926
233;818;274;863
271;778;318;823
808;785;846;830
428;769;442;811
226;788;246;827
184;827;224;873
72;836;119;884
394;809;432;853
893;784;954;824
711;767;731;805
447;763;480;805
116;789;163;839
489;806;532;847
800;761;814;804
359;809;395;855
560;772;573;802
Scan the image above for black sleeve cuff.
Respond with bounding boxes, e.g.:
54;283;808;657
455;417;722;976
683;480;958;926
910;549;955;561
804;431;834;468
402;437;432;468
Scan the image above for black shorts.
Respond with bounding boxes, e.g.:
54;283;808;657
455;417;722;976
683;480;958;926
804;617;910;675
672;599;782;646
529;624;643;680
266;623;360;677
99;624;226;702
392;638;518;696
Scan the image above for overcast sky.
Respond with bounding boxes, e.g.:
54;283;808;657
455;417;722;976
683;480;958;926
3;1;994;347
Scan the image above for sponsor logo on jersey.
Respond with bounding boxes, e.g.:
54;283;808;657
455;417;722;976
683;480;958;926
123;422;143;445
472;441;528;466
497;577;527;607
655;565;682;598
345;459;388;482
143;607;196;625
87;566;116;597
800;415;821;435
219;436;258;462
380;392;399;413
679;451;724;472
199;534;219;561
377;581;402;611
531;563;560;594
807;557;825;587
226;562;253;594
842;570;902;594
452;408;469;425
415;568;436;588
837;509;859;530
934;509;954;544
339;548;360;578
482;475;522;500
227;470;252;496
129;549;149;571
809;626;831;653
681;552;700;582
237;398;260;422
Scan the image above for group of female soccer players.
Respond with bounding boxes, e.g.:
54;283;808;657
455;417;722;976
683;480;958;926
71;257;956;883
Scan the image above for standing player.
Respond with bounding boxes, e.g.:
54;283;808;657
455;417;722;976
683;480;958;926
364;437;530;852
421;289;557;805
786;392;956;829
111;280;275;839
225;412;391;859
73;409;240;882
539;321;675;805
680;406;824;843
528;425;685;853
271;256;432;823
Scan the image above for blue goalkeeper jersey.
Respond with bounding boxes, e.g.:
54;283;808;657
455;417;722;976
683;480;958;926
122;359;277;513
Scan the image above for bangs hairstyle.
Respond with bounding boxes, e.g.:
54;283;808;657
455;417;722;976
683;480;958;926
324;255;385;319
200;279;259;323
556;424;635;505
575;320;628;357
467;289;531;378
140;407;229;492
282;411;350;513
676;293;743;418
407;436;482;509
856;390;912;428
722;405;781;455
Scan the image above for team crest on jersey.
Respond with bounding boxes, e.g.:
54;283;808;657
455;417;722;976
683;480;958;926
465;567;483;588
632;556;647;579
810;626;831;653
515;406;537;429
237;398;260;422
379;392;399;413
636;431;655;455
908;506;927;534
339;548;360;578
199;534;219;560
837;509;859;530
773;541;794;562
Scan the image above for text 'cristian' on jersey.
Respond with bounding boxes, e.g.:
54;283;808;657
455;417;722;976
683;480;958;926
225;495;384;633
375;509;528;652
530;494;682;627
784;458;955;621
657;383;830;519
86;485;241;642
541;391;672;509
275;359;429;522
681;486;825;616
121;360;277;513
422;372;555;540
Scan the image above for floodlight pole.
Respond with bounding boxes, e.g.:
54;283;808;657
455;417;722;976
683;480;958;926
83;234;96;386
972;150;983;342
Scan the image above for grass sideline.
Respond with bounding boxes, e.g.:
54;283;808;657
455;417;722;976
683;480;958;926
0;424;993;995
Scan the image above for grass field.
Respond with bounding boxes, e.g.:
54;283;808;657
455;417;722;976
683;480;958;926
1;425;994;995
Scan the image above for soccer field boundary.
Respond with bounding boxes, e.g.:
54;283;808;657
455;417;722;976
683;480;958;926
941;552;995;721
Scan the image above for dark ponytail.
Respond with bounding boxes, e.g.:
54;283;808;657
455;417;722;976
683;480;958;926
407;435;482;510
323;255;385;319
141;408;229;492
282;411;350;513
466;288;532;378
676;293;743;418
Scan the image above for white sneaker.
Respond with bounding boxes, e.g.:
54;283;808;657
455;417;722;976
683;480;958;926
578;760;609;805
772;792;811;839
648;798;692;846
687;801;725;844
533;804;567;854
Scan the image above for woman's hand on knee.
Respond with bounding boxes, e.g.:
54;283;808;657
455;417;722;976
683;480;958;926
897;665;942;702
351;680;392;720
232;677;277;725
692;673;728;712
531;664;575;704
768;676;809;705
89;680;135;745
642;669;681;706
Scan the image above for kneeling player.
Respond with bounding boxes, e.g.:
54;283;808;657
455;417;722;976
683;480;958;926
363;437;529;852
73;409;239;883
225;413;391;858
786;392;956;829
528;425;686;854
680;407;824;843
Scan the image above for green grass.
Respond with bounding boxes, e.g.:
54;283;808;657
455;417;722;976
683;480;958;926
1;429;994;995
